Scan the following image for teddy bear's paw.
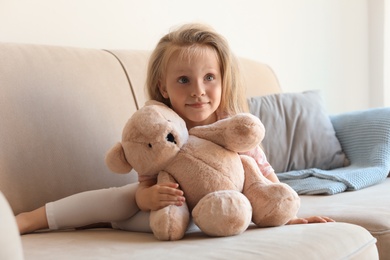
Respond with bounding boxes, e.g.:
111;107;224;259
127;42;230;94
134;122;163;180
150;204;190;241
246;183;300;227
225;114;265;152
192;190;252;237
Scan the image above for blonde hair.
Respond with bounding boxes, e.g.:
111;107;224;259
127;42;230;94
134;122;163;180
146;23;248;115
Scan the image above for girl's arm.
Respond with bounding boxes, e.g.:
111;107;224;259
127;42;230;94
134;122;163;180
135;179;185;211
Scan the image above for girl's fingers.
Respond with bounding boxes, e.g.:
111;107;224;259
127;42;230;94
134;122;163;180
306;216;335;223
161;193;185;202
158;183;184;196
288;216;335;225
159;182;179;189
160;200;184;208
322;216;335;222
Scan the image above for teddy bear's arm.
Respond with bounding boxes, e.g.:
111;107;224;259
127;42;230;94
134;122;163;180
189;114;264;153
157;170;177;184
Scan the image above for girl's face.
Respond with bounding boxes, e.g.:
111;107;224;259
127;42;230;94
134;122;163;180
159;47;222;129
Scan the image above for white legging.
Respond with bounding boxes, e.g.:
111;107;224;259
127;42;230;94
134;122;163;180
45;183;152;233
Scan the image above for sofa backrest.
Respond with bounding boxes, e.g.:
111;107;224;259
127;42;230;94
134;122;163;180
0;43;281;214
0;44;139;214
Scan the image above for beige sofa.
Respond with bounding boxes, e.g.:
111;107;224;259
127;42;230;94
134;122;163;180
1;43;388;259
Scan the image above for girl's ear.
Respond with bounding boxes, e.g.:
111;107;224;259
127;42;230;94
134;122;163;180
158;81;169;99
105;143;133;174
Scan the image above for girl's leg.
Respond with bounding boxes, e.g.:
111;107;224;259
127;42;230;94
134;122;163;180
16;183;139;234
112;212;199;233
112;211;152;233
16;206;48;234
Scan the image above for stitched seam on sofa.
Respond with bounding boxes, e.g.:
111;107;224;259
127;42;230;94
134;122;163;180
370;229;390;236
103;49;139;109
341;237;377;259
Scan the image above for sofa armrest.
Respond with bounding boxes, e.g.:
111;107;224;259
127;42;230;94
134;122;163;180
0;191;24;260
330;107;390;174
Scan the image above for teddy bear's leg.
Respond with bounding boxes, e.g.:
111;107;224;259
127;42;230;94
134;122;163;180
150;203;190;241
149;171;190;241
192;190;252;237
240;155;300;227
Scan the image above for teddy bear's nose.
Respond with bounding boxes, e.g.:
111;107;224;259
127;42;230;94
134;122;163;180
166;133;176;144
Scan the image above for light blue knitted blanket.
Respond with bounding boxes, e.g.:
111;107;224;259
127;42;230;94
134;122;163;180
278;107;390;195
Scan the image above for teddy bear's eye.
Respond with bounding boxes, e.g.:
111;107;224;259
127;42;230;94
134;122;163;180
166;133;176;144
148;143;152;148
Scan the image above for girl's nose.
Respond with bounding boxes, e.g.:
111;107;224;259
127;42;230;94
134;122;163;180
191;80;205;97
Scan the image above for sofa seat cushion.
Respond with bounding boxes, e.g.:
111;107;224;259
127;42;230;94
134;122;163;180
299;178;390;259
21;223;377;259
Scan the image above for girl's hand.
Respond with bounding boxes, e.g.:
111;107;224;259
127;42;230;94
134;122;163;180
287;216;335;225
136;181;185;211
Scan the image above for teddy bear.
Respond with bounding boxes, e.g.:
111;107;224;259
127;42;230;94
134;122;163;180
105;100;300;241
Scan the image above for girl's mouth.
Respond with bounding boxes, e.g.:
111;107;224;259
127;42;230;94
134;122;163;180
187;102;208;108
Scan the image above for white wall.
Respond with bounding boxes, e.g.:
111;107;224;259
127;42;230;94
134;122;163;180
0;0;382;114
369;0;388;109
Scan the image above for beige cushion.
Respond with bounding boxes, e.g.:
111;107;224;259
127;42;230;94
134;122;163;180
21;222;377;259
248;90;348;173
0;44;138;214
239;57;282;97
299;178;390;259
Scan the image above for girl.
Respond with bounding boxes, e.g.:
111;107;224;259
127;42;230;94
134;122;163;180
16;23;333;235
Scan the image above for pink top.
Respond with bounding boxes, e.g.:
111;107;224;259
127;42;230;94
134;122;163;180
239;146;274;177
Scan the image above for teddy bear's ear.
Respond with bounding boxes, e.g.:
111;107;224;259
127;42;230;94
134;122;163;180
105;142;133;174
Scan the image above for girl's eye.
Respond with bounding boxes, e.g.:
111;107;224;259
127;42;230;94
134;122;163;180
205;74;215;81
178;76;189;84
